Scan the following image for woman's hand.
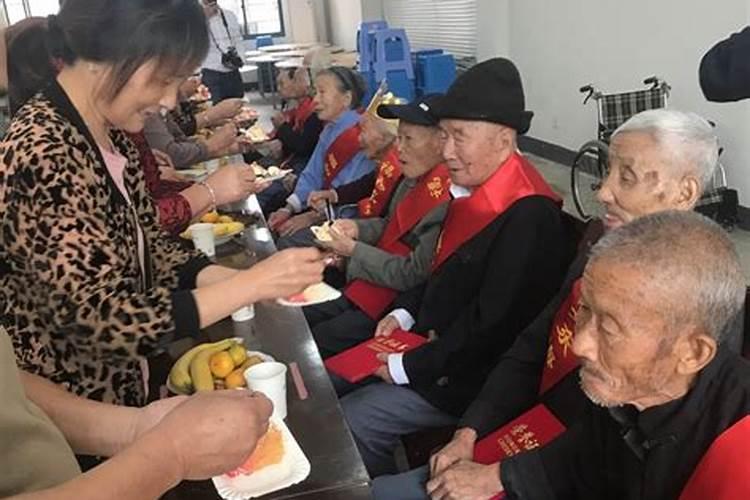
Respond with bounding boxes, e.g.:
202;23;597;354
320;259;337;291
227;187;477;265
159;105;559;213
205;123;239;156
205;164;257;205
208;98;245;123
271;112;287;129
245;247;325;300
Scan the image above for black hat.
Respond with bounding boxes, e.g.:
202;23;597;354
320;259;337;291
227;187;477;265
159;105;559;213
432;57;533;134
377;94;443;126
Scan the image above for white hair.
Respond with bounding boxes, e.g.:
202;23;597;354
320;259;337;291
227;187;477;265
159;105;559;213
589;210;744;343
613;109;719;189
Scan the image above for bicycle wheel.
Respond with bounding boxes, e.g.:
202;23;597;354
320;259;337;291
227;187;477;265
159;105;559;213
571;140;609;220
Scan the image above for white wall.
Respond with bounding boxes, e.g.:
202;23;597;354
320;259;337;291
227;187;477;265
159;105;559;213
325;0;363;50
502;0;750;204
477;0;510;61
361;0;384;21
286;0;318;42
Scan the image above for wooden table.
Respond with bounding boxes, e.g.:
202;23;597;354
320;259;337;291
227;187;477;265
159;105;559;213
158;210;372;500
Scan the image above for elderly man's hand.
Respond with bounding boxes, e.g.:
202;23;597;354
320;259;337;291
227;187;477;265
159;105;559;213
130;396;188;446
307;189;338;212
330;219;358;239
319;224;357;256
271;112;288;129
373;353;394;384
426;460;503;500
278;211;322;237
429;428;477;477
374;314;400;337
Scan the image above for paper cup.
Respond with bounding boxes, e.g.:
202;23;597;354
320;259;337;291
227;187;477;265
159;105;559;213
231;305;255;322
190;223;215;257
244;362;287;420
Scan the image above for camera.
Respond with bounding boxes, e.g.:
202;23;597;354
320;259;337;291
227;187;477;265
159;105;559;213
222;46;244;71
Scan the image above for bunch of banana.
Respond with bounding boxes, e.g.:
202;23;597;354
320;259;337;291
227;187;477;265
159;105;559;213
168;338;264;394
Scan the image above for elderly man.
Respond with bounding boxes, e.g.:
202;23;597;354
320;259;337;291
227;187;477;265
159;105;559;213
341;58;572;478
276;90;401;248
436;212;750;498
302;95;451;360
372;109;732;499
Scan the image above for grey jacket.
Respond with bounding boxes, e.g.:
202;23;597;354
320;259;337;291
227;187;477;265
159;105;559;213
346;176;449;291
143;113;209;169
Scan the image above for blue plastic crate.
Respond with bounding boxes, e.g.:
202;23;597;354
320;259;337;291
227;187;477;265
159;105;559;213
417;53;456;96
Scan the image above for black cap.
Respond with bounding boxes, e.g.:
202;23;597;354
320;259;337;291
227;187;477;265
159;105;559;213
432;58;533;134
377;94;443;126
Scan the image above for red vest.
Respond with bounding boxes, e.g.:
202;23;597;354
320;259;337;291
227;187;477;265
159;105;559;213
344;164;452;319
432;152;562;271
680;415;750;500
357;145;403;218
323;123;361;189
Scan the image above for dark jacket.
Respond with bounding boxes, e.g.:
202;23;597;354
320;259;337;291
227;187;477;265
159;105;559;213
394;196;573;416
699;26;750;102
501;347;750;500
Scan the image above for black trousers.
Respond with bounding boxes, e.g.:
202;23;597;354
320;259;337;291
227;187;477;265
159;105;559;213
201;68;244;104
304;296;377;359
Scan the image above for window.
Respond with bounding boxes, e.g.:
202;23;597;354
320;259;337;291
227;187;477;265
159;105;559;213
382;0;477;60
220;0;285;38
2;0;58;24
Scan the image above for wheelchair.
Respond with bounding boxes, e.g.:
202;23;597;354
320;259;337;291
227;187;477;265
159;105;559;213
571;77;671;219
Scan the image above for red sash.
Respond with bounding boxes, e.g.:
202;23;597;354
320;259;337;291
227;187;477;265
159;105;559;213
474;404;567;500
432;153;562;271
345;164;452;319
680;415;750;500
289;96;316;133
323;123;362;189
357;145;403;218
538;279;583;395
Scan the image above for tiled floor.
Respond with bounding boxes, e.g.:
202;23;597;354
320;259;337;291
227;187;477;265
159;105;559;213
243;90;750;281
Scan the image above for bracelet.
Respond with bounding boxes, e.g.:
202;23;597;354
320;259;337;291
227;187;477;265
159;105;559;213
199;180;217;212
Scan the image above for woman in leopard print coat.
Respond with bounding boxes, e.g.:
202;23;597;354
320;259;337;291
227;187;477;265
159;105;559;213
0;0;324;407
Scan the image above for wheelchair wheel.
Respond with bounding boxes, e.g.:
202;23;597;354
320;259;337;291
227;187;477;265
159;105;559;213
571;140;609;220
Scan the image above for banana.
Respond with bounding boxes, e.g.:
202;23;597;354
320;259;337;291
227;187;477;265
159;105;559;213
169;338;237;394
190;341;238;392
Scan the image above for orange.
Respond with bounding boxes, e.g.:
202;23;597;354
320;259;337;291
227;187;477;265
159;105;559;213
201;211;220;223
225;368;247;389
209;351;234;378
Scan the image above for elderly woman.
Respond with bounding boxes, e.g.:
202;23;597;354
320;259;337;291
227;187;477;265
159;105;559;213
268;66;376;233
0;0;324;407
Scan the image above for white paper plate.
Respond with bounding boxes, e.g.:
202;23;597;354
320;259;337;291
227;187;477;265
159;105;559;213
212;419;311;500
166;344;274;396
256;169;293;183
276;282;342;307
178;168;208;180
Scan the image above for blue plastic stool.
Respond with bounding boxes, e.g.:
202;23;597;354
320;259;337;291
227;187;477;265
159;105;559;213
357;20;389;71
414;49;444;89
370;29;415;82
255;35;273;48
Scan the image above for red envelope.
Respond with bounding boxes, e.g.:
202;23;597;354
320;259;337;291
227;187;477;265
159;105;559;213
473;404;566;499
324;330;428;383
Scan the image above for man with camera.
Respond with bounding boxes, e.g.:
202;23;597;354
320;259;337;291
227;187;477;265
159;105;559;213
201;0;246;103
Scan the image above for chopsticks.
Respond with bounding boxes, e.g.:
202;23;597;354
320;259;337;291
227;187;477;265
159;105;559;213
289;362;309;400
324;199;335;224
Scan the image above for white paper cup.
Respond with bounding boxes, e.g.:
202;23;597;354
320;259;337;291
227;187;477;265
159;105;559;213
244;362;287;420
231;305;255;322
190;223;215;257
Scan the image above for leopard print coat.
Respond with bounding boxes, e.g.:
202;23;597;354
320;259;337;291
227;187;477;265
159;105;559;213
0;81;209;406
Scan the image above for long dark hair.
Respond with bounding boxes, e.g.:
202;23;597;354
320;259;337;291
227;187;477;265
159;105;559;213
6;18;56;115
47;0;209;99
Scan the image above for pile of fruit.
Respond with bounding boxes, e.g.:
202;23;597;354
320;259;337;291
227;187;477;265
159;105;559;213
169;338;264;394
181;211;245;239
